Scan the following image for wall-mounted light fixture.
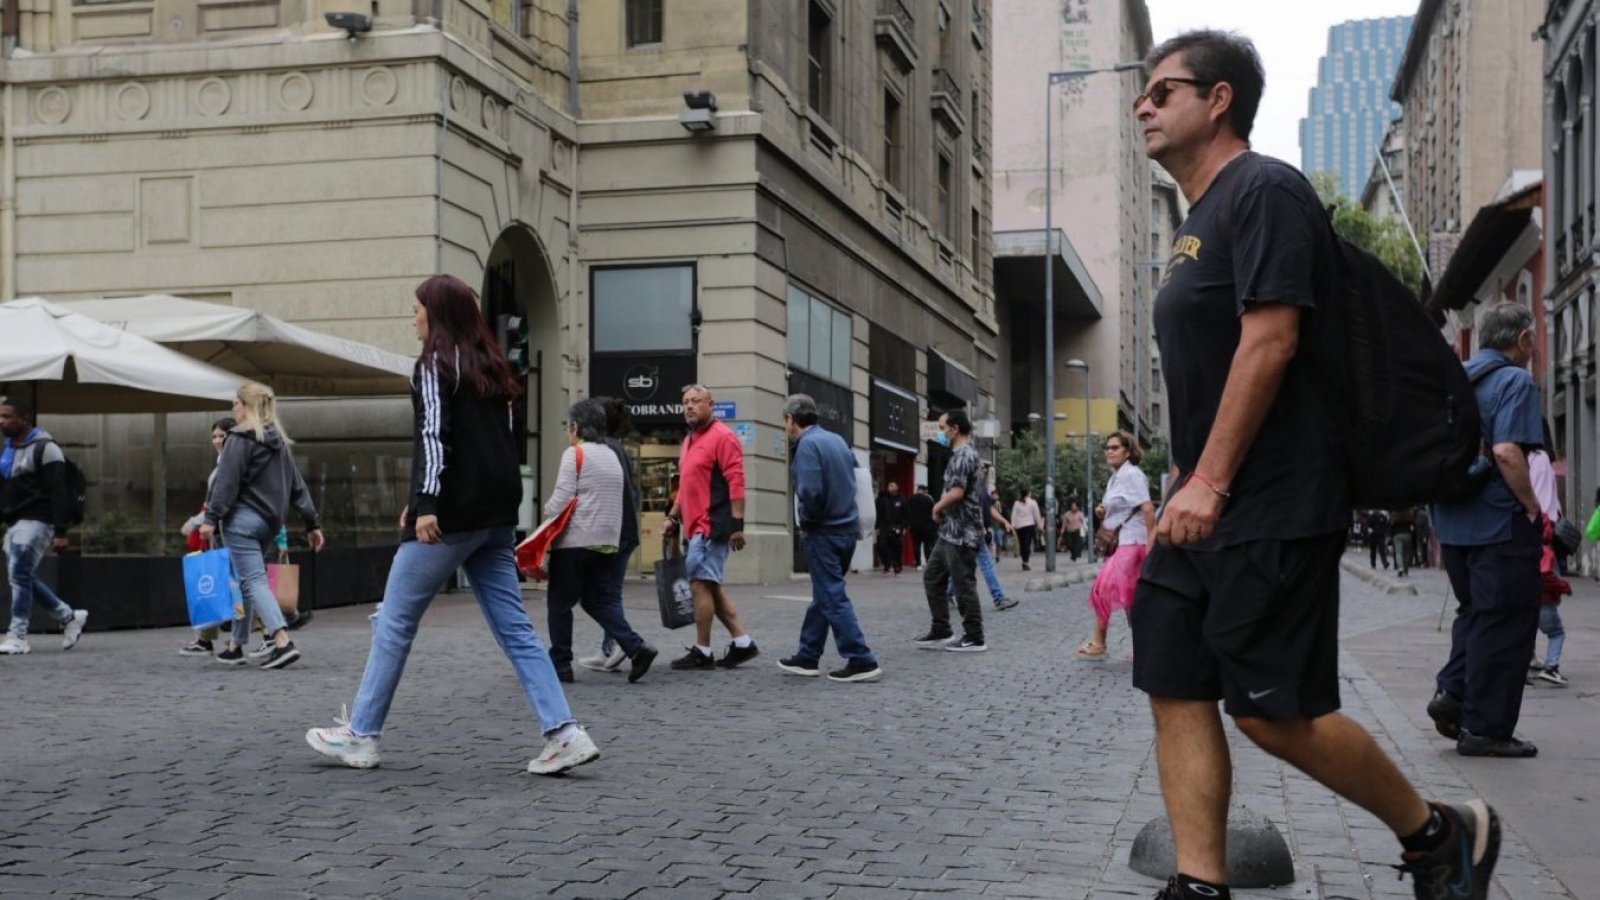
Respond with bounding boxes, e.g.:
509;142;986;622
678;90;718;133
325;11;372;38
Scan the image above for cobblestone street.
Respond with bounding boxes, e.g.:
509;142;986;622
0;554;1585;899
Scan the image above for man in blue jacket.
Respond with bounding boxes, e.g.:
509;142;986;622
777;394;881;683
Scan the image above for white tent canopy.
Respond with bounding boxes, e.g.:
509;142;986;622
62;294;415;397
0;298;241;413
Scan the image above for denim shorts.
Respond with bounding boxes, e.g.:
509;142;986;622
685;534;731;585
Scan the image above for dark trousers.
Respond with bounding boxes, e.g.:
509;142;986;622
877;528;903;572
545;547;645;667
1367;537;1389;568
1016;526;1037;566
923;539;982;642
1438;518;1542;739
797;532;875;664
1064;531;1084;561
912;529;937;567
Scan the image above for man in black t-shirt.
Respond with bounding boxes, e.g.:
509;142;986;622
1129;31;1500;900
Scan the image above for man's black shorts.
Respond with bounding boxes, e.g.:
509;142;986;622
1130;531;1345;720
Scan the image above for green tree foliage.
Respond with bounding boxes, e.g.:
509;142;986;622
995;432;1171;516
1308;171;1425;297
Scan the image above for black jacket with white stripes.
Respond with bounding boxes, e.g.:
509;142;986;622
405;355;522;540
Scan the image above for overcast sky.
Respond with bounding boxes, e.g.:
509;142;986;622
1145;0;1422;167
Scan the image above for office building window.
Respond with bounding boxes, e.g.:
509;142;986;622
937;153;953;240
625;0;662;47
592;265;694;353
970;207;981;264
884;89;904;191
787;286;852;385
808;1;833;122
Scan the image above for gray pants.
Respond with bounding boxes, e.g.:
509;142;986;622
923;538;983;642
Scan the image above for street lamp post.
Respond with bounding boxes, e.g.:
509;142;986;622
1065;358;1092;562
1042;61;1143;573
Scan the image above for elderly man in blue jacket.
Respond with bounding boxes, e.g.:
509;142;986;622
777;393;881;683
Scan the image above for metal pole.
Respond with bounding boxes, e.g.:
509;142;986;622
1043;76;1057;573
1375;141;1431;283
1084;364;1094;564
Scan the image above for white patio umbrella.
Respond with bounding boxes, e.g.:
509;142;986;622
0;298;241;413
61;294;415;396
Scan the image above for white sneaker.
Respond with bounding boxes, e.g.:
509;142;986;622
62;610;88;650
527;727;599;775
305;707;381;769
0;635;30;655
577;645;627;672
246;638;274;659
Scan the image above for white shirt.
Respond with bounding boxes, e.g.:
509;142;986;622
1102;462;1151;547
1528;450;1560;520
1010;497;1042;529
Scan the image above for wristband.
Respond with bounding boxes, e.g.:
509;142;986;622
731;517;746;532
1190;472;1231;499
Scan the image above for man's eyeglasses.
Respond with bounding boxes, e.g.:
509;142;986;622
1133;77;1215;112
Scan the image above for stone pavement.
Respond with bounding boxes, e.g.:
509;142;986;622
0;548;1584;898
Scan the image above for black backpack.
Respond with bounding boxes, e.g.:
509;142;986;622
1330;235;1487;508
33;442;87;527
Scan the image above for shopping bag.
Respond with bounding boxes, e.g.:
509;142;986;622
515;446;584;580
183;548;239;629
267;562;301;615
655;539;694;629
1586;506;1600;543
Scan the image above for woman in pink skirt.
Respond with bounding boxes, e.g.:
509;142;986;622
1077;431;1155;660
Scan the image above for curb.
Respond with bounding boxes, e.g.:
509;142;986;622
1023;563;1100;592
1339;555;1418;596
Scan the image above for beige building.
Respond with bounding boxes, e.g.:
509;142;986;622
1390;0;1542;279
990;0;1155;451
0;0;995;582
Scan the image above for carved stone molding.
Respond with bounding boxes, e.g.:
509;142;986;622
482;96;502;135
276;72;314;111
360;67;399;106
114;82;152;121
194;77;231;117
36;87;72;125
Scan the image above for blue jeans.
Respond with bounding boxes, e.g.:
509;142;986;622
5;519;73;639
546;547;645;666
223;506;288;647
796;532;875;665
349;526;574;738
949;541;1006;603
1540;604;1566;669
685;534;730;584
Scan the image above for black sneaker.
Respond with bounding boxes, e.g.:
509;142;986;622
944;636;987;653
179;638;214;657
215;646;246;666
627;644;658;684
716;641;760;669
777;656;820;677
994;597;1019;611
1152;877;1183;899
912;630;955;648
1396;800;1500;900
1456;729;1538;758
260;641;301;670
827;659;882;683
554;664;575;683
1425;690;1462;740
670;647;716;670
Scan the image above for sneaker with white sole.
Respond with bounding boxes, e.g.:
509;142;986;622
0;635;30;655
527;727;599;775
61;609;88;650
246;638;274;659
178;638;215;656
306;707;381;769
260;641;301;670
944;636;987;652
578;645;628;672
1535;666;1569;687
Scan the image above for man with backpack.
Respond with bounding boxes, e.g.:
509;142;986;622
1426;301;1545;758
0;398;89;655
1129;30;1499;900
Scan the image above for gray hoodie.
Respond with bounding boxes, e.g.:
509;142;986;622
204;423;319;534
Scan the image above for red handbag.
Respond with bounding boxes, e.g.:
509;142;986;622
515;446;584;580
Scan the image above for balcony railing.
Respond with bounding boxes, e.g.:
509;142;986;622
878;0;912;33
933;68;962;105
874;0;917;71
931;68;965;134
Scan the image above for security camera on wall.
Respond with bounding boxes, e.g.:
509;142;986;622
325;11;372;37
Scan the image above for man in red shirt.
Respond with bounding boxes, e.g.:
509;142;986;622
665;384;758;669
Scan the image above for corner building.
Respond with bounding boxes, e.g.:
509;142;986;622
578;0;997;582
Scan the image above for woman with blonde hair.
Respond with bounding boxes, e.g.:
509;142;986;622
1077;431;1154;660
199;382;325;669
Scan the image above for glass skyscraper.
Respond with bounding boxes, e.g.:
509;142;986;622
1299;16;1412;200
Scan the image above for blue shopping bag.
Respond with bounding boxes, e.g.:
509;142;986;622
183;548;239;629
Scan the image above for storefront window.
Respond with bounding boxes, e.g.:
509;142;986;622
787;285;851;385
593;265;694;353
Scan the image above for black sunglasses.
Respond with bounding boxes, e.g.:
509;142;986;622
1133;77;1215;112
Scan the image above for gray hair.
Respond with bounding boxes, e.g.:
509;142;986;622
1477;302;1533;352
681;383;712;400
784;393;819;427
566;399;608;443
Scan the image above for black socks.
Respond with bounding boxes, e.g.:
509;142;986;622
1399;804;1451;854
1175;873;1230;898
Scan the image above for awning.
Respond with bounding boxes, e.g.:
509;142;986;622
1427;182;1542;314
992;228;1103;320
926;348;977;411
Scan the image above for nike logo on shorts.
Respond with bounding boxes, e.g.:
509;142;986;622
1247;687;1278;701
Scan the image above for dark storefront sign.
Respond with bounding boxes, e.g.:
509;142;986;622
590;353;697;425
926;348;977;411
788;370;852;441
870;379;919;454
